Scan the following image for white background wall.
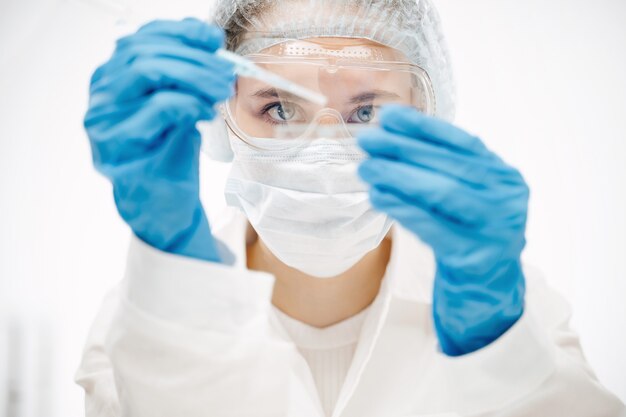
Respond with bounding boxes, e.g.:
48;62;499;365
0;0;624;415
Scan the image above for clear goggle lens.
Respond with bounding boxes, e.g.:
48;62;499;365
222;39;436;150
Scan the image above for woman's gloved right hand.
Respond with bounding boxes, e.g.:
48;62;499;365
84;18;235;262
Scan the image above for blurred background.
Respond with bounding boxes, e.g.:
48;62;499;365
1;0;625;415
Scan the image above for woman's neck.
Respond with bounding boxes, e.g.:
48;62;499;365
246;226;393;328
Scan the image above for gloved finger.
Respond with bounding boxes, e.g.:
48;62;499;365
358;127;504;187
369;177;528;269
139;117;203;184
90;56;235;106
359;157;522;227
369;186;501;262
87;91;214;170
91;27;224;84
378;104;489;157
368;186;458;249
102;38;235;77
134;18;225;52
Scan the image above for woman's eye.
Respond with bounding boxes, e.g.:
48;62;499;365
347;105;376;123
267;102;298;122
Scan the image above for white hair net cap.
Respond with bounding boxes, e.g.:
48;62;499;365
202;0;456;161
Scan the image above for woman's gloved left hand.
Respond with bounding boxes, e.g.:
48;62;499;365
357;105;529;356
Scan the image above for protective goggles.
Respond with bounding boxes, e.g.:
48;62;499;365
221;38;436;150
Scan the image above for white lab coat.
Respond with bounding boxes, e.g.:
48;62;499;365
75;208;625;417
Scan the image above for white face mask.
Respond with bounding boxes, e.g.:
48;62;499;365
224;136;393;278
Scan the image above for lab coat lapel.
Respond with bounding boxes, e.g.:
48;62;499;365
332;225;437;417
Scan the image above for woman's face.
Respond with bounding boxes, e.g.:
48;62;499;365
226;37;421;140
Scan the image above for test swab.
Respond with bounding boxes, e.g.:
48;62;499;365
216;49;328;106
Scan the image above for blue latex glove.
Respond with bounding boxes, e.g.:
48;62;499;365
84;18;235;262
357;105;528;356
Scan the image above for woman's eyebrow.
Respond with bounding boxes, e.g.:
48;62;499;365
349;90;401;104
251;87;304;102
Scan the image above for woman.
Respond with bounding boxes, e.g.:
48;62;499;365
75;0;625;416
